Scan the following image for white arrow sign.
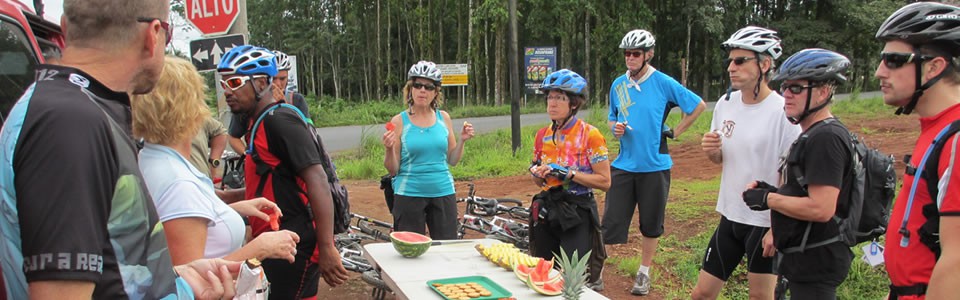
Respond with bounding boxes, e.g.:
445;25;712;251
211;40;223;65
192;48;209;63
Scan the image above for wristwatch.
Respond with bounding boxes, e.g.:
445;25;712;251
209;158;222;168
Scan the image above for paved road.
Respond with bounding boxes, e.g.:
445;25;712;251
319;91;881;153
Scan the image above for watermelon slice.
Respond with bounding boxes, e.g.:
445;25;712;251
527;273;563;296
514;263;533;281
385;122;396;131
268;210;280;231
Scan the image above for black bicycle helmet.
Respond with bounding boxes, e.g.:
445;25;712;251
774;48;850;125
876;2;960;115
772;48;850;84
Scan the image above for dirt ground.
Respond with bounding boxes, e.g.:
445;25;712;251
316;116;919;300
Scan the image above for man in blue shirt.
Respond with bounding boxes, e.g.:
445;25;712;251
602;29;706;296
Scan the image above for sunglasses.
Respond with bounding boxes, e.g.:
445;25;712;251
723;56;757;66
624;50;645;58
879;52;936;70
220;75;265;91
546;95;568;102
412;82;437;91
780;83;820;95
137;17;172;47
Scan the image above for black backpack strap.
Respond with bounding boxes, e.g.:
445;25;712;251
913;120;960;257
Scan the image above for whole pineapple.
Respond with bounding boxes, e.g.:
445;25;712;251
555;248;592;300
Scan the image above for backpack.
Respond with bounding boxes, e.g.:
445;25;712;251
782;118;898;253
248;103;351;234
900;119;960;258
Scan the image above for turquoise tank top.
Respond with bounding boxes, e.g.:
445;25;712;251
392;110;455;197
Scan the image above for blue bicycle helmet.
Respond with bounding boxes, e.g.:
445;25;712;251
217;45;278;77
540;69;587;96
772;48;849;83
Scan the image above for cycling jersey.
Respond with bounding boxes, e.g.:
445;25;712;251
607;69;702;172
0;65;184;299
533;117;609;195
885;103;960;290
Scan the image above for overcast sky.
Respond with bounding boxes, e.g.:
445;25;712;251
22;0;200;56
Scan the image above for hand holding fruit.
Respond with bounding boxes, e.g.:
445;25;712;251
382;121;398;149
461;121;475;142
229;197;281;223
250;230;300;263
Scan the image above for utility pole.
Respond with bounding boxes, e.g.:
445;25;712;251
218;0;249;153
508;0;521;154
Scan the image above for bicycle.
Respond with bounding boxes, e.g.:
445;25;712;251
456;183;531;250
335;213;394;300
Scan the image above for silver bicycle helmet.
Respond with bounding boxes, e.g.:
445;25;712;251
722;26;783;59
273;50;292;71
407;61;443;84
619;29;656;50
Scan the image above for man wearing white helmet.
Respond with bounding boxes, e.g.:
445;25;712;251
692;26;800;300
603;29;706;296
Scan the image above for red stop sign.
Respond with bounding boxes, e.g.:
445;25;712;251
186;0;240;36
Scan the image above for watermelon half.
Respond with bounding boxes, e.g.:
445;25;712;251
390;231;432;258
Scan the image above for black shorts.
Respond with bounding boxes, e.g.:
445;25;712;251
392;194;459;240
262;253;319;299
602;168;670;242
700;216;773;280
530;204;595;261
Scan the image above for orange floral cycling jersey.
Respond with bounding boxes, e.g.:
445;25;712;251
533;117;609;194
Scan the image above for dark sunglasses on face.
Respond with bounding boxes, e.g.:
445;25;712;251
136;17;172;46
780;83;819;95
880;52;936;70
624;50;645;58
220;75;264;91
412;82;437;91
723;56;756;66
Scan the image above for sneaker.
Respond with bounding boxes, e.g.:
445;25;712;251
631;272;651;295
585;278;604;292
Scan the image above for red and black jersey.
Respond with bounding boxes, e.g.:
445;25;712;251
244;104;324;262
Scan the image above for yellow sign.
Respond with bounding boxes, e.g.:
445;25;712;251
443;74;469;86
437;64;469;86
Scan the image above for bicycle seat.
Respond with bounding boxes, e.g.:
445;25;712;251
470;197;497;216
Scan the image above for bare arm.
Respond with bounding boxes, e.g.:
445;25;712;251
572;160;611;191
444;111;473;166
163;217;210;265
766;184;839;222
228;136;246;154
927;216;960;298
215;187;246;204
382;115;402;176
674;100;706;138
208;133;227;177
30;281;94;300
299;164;349;287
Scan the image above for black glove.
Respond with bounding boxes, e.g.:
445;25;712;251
753;180;778;193
742;181;777;211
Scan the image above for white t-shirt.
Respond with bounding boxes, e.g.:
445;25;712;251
711;91;801;227
139;143;245;259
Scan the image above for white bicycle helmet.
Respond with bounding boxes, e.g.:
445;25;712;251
407;61;443;84
722;26;783;59
273;50;292;71
619;29;656;50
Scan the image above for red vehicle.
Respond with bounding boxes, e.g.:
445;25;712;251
0;0;63;123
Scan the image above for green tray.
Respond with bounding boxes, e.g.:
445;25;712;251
425;275;512;300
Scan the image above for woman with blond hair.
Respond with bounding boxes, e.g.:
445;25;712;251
133;57;300;265
382;61;474;239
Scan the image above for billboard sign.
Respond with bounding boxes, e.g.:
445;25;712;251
523;47;557;94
